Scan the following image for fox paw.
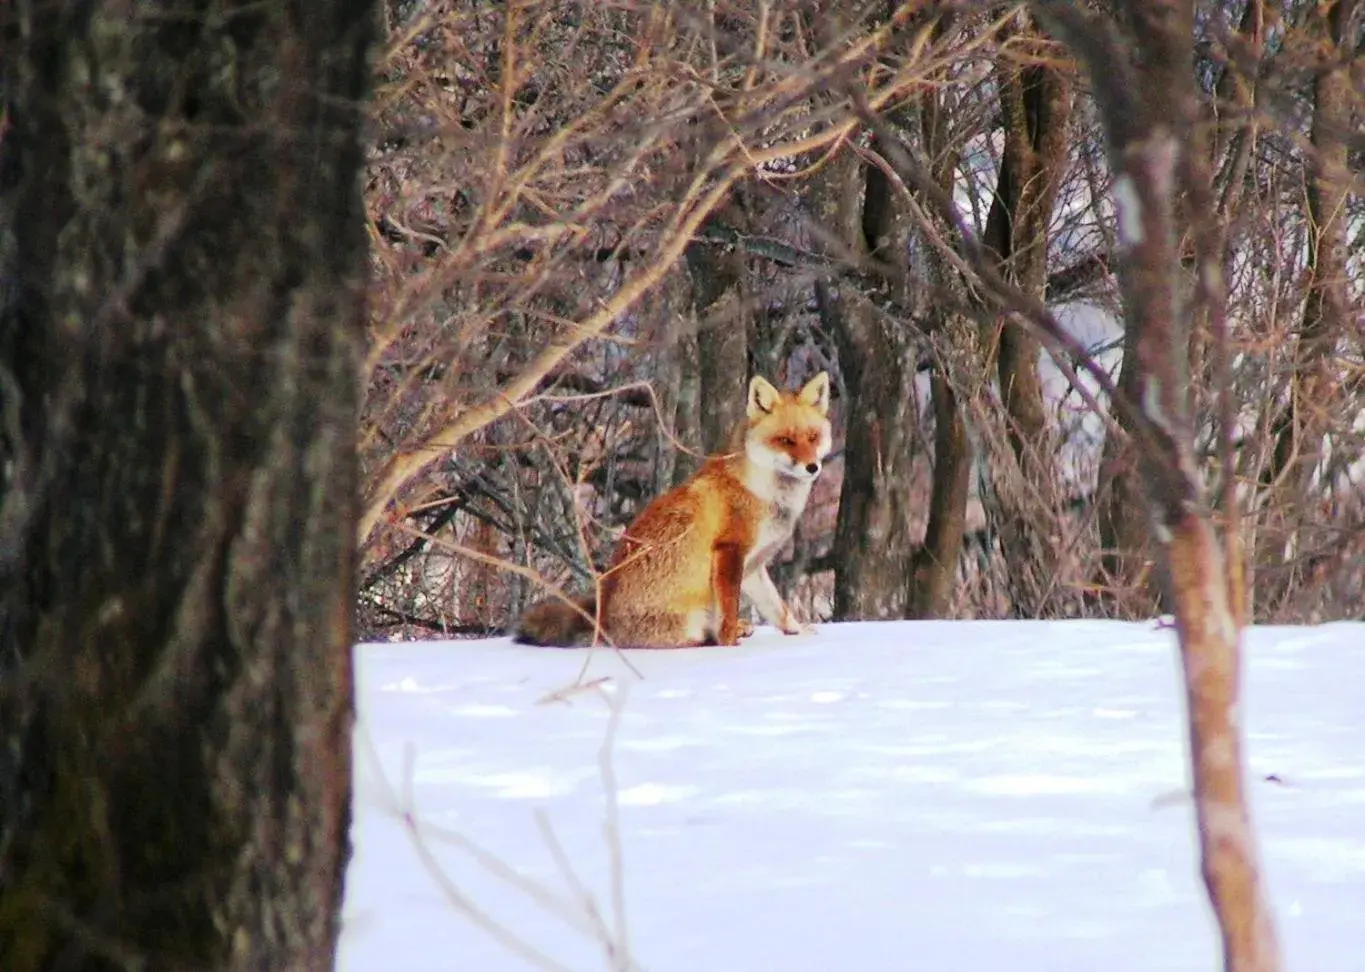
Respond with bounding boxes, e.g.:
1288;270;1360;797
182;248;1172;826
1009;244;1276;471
737;619;756;639
780;620;817;637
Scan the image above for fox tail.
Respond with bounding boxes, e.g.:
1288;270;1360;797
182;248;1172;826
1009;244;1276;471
510;592;599;647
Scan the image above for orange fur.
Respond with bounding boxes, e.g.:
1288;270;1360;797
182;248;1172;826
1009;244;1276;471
512;372;833;648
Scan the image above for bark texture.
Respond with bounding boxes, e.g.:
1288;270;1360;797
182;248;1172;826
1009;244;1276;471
907;81;973;621
0;2;375;969
685;206;751;458
910;369;972;618
1168;512;1276;970
1033;1;1281;969
817;149;920;620
1259;0;1357;609
981;13;1072;616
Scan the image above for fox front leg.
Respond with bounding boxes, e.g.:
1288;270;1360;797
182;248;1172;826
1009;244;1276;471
711;543;746;645
742;565;816;636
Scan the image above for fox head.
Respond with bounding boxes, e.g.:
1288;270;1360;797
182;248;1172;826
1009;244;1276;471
744;372;833;482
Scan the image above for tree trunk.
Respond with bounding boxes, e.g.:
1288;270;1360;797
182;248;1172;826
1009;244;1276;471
1095;319;1161;614
981;13;1073;616
0;2;375;969
686;202;751;459
906;81;973;620
1033;2;1281;969
985;16;1071;461
668;330;704;487
815;148;919;620
910;370;972;618
652;271;695;494
1258;0;1355;613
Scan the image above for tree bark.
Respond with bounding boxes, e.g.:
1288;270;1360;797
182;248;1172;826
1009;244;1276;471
652;273;694;494
1033;2;1281;970
910;369;972;618
981;12;1073;616
685;209;751;457
1258;0;1356;609
0;2;375;969
907;81;973;620
1095;311;1161;613
668;330;704;487
984;14;1071;465
816;148;920;620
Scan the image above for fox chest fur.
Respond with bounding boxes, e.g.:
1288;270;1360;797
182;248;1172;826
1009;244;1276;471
744;473;812;573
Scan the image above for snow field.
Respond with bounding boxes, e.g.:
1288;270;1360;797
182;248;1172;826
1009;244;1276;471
340;619;1365;972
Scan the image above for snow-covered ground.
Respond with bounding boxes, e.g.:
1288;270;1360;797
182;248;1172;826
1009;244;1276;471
338;620;1364;972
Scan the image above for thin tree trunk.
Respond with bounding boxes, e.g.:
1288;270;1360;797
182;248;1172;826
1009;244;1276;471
1202;0;1264;629
986;14;1071;464
1168;511;1273;967
1033;2;1281;969
911;370;972;617
1258;0;1355;612
0;2;375;969
981;12;1073;616
907;81;973;620
1095;329;1160;613
1269;0;1354;484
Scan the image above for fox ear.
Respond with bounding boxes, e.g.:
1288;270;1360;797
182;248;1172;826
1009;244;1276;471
798;371;830;415
747;375;780;417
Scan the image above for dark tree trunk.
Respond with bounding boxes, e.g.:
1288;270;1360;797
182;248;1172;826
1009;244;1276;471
1095;320;1162;614
668;330;704;487
984;15;1071;464
981;13;1073;616
1257;0;1355;614
652;270;696;494
910;370;972;618
816;149;920;620
1082;8;1165;616
906;82;973;620
685;198;751;461
0;2;375;970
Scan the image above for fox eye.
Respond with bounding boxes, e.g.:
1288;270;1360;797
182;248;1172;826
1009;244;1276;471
806;430;820;444
775;435;796;447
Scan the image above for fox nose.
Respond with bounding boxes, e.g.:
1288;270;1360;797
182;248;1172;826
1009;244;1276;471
805;462;820;475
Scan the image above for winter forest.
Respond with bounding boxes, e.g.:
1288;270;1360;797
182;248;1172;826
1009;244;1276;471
357;1;1362;638
0;1;1360;971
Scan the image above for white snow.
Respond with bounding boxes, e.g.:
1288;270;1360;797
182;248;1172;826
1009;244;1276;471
339;619;1365;972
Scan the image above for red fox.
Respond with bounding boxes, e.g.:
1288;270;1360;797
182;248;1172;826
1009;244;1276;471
513;371;833;648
